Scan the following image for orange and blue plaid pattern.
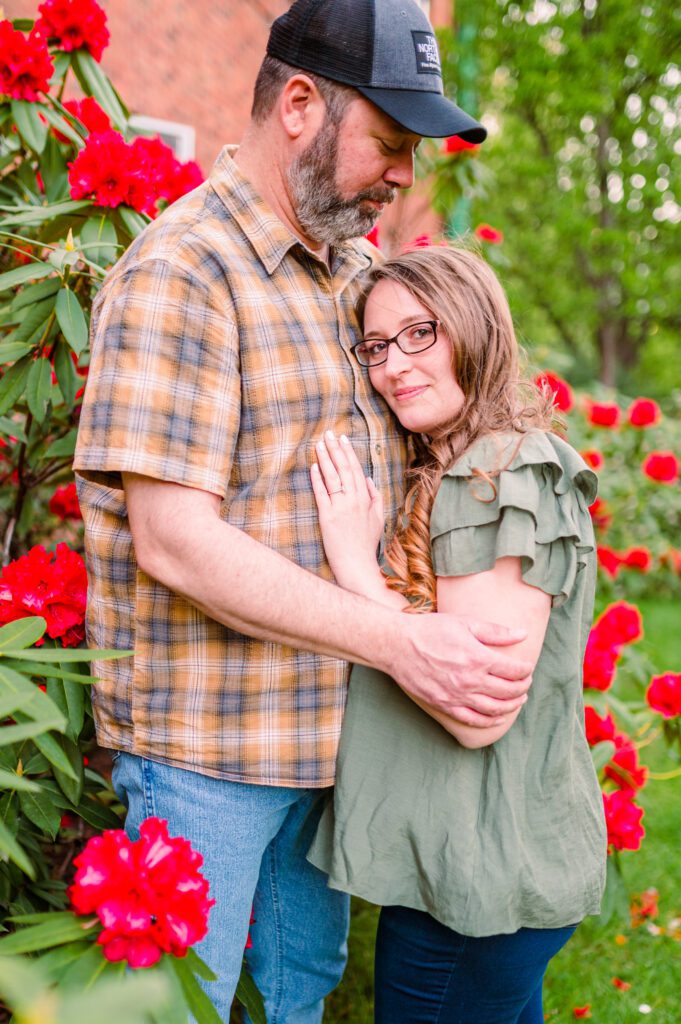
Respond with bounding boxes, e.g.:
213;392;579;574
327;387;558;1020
74;148;407;786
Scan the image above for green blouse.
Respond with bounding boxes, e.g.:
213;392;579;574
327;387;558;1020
308;431;607;936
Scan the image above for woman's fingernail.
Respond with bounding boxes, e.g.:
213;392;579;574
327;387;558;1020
340;434;349;444
311;463;319;472
325;430;335;441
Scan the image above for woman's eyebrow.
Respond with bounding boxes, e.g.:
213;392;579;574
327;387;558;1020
364;315;431;338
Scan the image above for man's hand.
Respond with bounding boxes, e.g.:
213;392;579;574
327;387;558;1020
384;612;533;727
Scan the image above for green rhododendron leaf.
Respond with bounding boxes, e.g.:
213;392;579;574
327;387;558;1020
11;100;48;154
55;288;89;356
0;617;46;651
26;355;54;422
19;786;62;839
0;819;34;878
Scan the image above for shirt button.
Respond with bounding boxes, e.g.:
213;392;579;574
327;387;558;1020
374;442;382;455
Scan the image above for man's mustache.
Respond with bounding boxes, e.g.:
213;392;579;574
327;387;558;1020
354;187;397;205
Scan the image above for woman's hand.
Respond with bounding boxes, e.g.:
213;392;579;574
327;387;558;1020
311;431;388;597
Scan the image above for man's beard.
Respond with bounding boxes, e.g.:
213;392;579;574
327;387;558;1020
287;118;395;245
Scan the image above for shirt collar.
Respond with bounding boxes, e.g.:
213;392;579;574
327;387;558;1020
208;146;376;285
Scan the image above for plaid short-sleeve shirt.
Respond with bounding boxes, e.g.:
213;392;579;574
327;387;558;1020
74;148;407;787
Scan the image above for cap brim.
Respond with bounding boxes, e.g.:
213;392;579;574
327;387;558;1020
355;85;487;142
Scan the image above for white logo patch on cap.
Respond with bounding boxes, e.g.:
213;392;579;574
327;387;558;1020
411;31;442;76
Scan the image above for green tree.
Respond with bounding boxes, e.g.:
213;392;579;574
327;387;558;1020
440;0;681;388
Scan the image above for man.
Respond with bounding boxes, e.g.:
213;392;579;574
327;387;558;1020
74;1;532;1019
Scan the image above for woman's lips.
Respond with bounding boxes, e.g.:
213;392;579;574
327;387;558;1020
393;385;428;401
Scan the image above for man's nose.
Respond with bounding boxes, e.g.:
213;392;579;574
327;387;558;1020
384;151;415;190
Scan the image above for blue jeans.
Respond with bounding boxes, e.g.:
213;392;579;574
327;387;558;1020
111;752;350;1023
374;906;577;1024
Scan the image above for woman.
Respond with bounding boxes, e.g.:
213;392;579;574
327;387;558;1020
307;246;607;1024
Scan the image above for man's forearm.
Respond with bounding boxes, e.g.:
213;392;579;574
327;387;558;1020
124;473;533;723
145;509;399;671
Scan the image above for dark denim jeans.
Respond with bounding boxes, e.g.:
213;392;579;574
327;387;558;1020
375;905;577;1024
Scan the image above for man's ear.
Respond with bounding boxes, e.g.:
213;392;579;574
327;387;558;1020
278;74;326;141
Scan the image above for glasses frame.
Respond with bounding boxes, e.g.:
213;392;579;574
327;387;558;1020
351;320;440;368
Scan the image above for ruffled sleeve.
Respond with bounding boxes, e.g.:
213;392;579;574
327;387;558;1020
430;432;597;607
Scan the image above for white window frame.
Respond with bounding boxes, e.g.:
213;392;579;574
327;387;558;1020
128;115;196;161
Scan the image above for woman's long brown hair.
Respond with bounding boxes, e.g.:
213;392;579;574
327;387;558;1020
357;245;558;611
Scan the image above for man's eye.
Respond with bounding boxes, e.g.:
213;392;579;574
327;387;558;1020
380;140;400;153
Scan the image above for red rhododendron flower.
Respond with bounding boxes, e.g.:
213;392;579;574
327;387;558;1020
621;547;652;572
646;672;681;718
364;225;380;248
597;545;622;578
475;223;503;244
584;706;616;746
589;497;612;531
53;96;111;142
642;451;679;484
583;630;618;690
603;790;645;852
573;1007;592;1019
535;371;574;412
0;543;86;647
611;977;631;991
69;817;215;968
604;733;648;792
0;20;54;101
585;400;620;427
627;397;661;428
36;0;110;62
597;601;643;648
166;159;204;204
581;449;604;471
442;135;480;154
68;130;154;211
49;482;82;521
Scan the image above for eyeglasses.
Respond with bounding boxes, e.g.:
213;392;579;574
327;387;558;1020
351;321;440;367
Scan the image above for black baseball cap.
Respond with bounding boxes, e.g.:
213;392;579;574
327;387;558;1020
267;0;487;143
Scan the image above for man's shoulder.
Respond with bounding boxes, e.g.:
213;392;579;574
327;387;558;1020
102;183;245;293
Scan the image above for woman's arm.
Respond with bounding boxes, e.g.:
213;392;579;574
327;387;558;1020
427;557;551;747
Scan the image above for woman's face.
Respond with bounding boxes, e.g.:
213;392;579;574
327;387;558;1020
363;280;465;435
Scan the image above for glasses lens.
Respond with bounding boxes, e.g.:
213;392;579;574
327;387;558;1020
399;322;436;352
355;340;388;366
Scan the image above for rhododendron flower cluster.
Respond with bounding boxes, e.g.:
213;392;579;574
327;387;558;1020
583;601;642;691
597;546;653;577
69;817;215;968
68;130;204;215
585;400;620;427
49;481;82;520
603;790;645;851
646;672;681;718
35;0;110;62
0;19;54;101
0;543;87;646
535;371;573;412
641;451;679;484
628;397;661;428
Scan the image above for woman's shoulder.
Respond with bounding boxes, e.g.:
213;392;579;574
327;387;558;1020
442;430;597;505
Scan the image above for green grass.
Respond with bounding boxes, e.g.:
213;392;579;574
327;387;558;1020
324;598;681;1023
